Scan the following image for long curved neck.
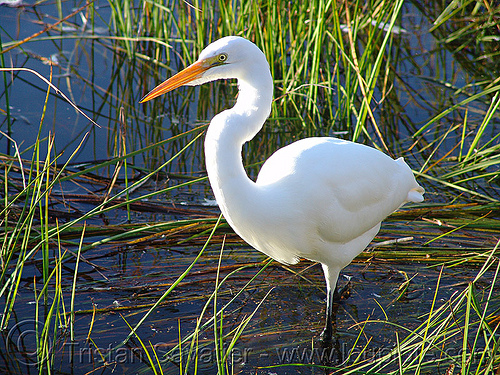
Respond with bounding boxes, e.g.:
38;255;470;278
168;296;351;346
204;72;273;220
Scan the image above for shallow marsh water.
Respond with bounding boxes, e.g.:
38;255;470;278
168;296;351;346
1;1;499;374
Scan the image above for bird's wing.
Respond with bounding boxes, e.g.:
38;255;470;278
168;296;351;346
258;138;412;244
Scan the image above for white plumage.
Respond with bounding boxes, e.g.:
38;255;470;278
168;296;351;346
141;36;424;339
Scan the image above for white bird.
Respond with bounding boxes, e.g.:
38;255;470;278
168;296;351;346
140;36;424;339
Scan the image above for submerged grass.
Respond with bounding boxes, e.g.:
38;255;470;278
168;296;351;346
0;0;499;374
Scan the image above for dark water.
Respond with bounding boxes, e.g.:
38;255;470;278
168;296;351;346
1;1;499;374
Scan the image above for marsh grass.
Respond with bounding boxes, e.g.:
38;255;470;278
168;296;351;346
0;0;499;374
342;246;500;375
259;246;500;374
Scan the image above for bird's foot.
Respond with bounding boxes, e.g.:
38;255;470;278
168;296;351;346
319;326;343;366
334;281;351;302
320;323;334;344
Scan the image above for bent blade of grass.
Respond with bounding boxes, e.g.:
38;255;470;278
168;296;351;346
0;131;26;189
350;291;461;372
120;313;162;375
0;68;101;128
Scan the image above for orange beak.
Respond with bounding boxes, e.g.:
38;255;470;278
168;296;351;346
140;60;209;103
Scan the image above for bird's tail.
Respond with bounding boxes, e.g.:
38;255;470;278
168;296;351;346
395;157;425;203
407;186;425;203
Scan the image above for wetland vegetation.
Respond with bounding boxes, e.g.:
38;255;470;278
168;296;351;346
0;0;499;374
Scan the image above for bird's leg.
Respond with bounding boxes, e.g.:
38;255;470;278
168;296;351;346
321;286;336;342
320;298;343;366
320;274;352;342
320;264;341;342
320;282;347;364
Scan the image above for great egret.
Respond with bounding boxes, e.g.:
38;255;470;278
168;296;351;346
140;36;424;339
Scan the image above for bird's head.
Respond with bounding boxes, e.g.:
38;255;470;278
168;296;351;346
140;36;267;103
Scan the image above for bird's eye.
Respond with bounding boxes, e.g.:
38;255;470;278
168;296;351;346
218;53;228;63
